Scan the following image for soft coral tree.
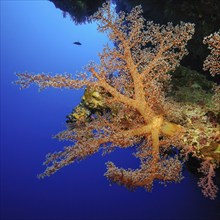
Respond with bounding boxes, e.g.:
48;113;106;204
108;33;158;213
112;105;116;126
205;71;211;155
16;2;195;191
203;30;220;76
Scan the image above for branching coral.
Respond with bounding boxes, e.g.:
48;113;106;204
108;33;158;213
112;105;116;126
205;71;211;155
203;30;220;76
198;159;218;200
16;2;220;197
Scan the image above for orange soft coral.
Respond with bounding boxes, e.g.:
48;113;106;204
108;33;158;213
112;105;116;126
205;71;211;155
16;3;195;193
203;30;220;76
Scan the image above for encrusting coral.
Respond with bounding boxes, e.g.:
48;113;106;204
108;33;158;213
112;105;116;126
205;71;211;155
15;2;219;199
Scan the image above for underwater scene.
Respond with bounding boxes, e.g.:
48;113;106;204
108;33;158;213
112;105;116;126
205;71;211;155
1;0;220;220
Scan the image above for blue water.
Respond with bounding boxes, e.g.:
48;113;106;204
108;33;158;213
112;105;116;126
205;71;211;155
1;1;220;220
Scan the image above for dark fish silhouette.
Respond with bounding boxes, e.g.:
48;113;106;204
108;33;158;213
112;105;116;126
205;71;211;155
73;41;82;45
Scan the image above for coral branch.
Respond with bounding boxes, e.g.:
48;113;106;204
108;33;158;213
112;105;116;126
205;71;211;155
198;159;218;200
15;72;96;90
105;156;183;191
203;31;220;76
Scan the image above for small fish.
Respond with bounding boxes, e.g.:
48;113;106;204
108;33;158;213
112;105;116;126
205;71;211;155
73;41;82;45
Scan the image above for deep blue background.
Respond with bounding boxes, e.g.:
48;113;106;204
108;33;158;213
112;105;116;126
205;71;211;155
1;1;220;220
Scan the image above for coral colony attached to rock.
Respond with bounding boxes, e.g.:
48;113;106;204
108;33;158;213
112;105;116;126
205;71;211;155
15;2;219;199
